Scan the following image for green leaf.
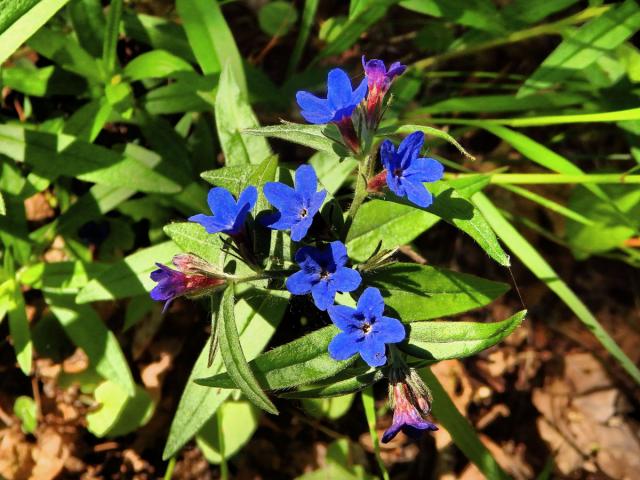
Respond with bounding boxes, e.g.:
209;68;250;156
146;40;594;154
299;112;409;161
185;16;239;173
19;261;107;295
68;0;106;57
122;11;194;63
420;368;510;480
177;0;246;94
218;285;278;414
8;279;32;375
385;124;474;160
361;387;389;480
215;64;273;166
473;192;640;385
123;49;194;81
163;223;223;265
315;0;400;60
46;294;135;395
518;0;640;97
286;0;319;75
258;1;298;37
0;125;181;193
196;399;260;464
402;310;526;360
309;151;357;195
163;288;288;460
142;75;214;114
400;0;506;33
280;369;383;399
196;325;355;391
0;0;71;65
76;241;181;303
1;65;86;97
244;122;346;156
365;263;509;322
0;0;39;34
302;393;355;420
13;396;37;434
87;381;154;437
28;27;103;82
102;0;123;75
566;185;640;258
0;192;5;215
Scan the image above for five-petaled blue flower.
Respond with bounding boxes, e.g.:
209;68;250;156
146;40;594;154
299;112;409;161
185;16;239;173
296;68;368;124
328;287;405;367
263;165;327;242
189;186;257;235
380;131;444;208
286;241;361;311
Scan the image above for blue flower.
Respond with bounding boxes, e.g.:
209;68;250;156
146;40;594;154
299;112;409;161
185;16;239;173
296;68;367;124
286;241;361;311
263;165;327;242
380;131;444;208
328;287;405;367
382;376;438;443
189;186;257;235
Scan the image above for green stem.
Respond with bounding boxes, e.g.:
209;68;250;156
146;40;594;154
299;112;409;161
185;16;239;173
343;156;371;239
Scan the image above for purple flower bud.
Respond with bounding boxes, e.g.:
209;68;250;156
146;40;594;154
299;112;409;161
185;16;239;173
362;56;406;127
150;255;226;312
382;368;438;443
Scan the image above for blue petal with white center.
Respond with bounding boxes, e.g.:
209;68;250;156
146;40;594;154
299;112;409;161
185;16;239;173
189;186;257;235
286;241;361;310
296;68;368;124
263;165;327;242
380;131;444;208
327;287;405;367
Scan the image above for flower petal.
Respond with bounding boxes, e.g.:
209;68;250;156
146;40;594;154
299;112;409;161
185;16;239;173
386;62;407;80
296;91;333;122
351;77;368;104
237;185;258;211
359;336;387;367
402;179;433;208
285;270;315;295
264;212;297;231
331;266;362;293
327;68;353;109
379;139;398;172
397;131;424;170
188;214;231;234
328;305;359;331
294;246;321;270
404;158;444;183
328;241;349;267
375;316;406;344
357;287;385;318
290;216;313;242
311;280;336;311
295;164;318;198
300;108;335;124
385;171;404;197
206;187;237;224
328;332;360;361
264;182;296;209
308;190;327;216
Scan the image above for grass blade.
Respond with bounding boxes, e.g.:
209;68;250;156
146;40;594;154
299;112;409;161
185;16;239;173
102;0;123;76
286;0;318;76
361;387;390;480
473;192;640;385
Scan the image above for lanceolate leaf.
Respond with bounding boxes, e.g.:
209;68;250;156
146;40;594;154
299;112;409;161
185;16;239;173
365;263;510;321
217;285;278;414
0;125;181;193
401;310;527;360
163;288;289;460
8;280;32;375
244;122;346;156
196;325;356;391
215;64;272;166
518;0;640;97
76;241;181;303
280;369;384;399
46;294;135;396
163;223;223;265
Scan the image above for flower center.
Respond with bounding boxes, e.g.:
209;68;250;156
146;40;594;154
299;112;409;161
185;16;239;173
299;207;308;218
393;168;403;178
362;322;372;334
319;270;330;280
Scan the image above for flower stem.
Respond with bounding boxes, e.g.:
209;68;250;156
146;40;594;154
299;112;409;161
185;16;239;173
343;155;371;239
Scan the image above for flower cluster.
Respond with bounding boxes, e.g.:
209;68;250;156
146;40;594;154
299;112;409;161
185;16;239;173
150;55;445;442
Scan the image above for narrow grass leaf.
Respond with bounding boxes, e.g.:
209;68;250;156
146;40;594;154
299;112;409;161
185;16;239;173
102;0;123;75
361;387;390;480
